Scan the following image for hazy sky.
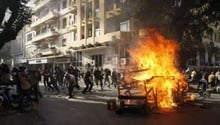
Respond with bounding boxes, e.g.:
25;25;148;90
27;0;35;7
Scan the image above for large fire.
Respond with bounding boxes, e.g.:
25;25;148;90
125;29;188;108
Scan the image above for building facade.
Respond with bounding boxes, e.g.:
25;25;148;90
11;27;28;67
11;0;132;70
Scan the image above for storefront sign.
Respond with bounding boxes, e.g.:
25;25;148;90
29;59;48;64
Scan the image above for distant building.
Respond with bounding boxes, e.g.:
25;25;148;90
194;25;220;67
11;0;133;70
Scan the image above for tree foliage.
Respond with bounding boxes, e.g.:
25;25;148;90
121;0;220;68
0;0;32;49
121;0;220;43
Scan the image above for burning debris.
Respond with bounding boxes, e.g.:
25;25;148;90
107;29;197;114
123;28;188;108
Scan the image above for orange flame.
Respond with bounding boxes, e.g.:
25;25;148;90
126;29;188;108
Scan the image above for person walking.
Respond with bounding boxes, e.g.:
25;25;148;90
82;68;93;94
104;68;111;88
208;71;215;88
111;68;118;88
48;69;60;94
42;67;49;90
64;72;76;98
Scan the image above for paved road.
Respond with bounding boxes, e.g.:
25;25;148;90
1;83;220;125
1;94;220;125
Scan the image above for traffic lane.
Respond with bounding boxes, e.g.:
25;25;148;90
36;97;220;125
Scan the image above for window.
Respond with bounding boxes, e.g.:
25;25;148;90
88;29;92;37
62;0;67;9
27;33;32;42
96;28;100;37
95;8;99;17
72;51;82;66
120;20;130;32
69;14;76;25
73;32;77;41
62;18;67;28
62;39;67;46
91;54;103;67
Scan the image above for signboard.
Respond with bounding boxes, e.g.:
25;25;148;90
29;59;48;64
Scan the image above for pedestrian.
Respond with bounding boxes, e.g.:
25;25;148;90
112;68;118;88
42;67;49;90
64;72;76;98
82;68;93;94
73;67;81;90
55;66;64;87
18;66;32;112
197;70;208;91
208;71;215;88
104;68;111;88
48;68;60;94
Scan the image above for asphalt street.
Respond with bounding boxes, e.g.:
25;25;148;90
1;83;220;125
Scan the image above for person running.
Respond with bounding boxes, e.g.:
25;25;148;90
64;72;76;98
104;68;111;88
111;68;118;88
82;68;93;94
42;67;49;90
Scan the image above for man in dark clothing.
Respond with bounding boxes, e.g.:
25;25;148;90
104;68;111;88
94;67;104;90
112;69;118;88
82;69;93;94
55;66;64;87
48;69;60;93
73;67;80;90
42;67;49;90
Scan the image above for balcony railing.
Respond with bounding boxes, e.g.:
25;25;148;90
31;10;59;28
33;0;50;12
32;29;59;43
106;3;121;18
39;47;58;56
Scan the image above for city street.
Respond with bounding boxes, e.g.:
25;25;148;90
1;84;220;125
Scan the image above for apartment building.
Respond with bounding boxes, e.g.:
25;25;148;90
196;25;220;67
11;27;27;67
20;0;131;70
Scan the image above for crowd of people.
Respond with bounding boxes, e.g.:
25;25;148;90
0;63;121;100
187;68;220;92
40;65;121;98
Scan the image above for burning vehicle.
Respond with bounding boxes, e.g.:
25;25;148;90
107;29;189;114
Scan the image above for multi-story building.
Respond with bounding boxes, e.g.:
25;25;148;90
11;27;28;67
193;25;220;67
16;0;131;70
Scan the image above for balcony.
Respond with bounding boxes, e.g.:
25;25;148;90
31;10;59;28
67;24;77;32
33;0;50;12
32;29;59;43
106;4;121;18
39;47;59;56
69;1;77;11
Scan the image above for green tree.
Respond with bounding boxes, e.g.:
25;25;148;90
0;0;32;49
121;0;219;42
121;0;220;68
